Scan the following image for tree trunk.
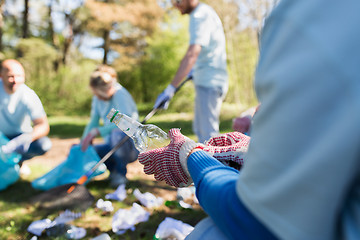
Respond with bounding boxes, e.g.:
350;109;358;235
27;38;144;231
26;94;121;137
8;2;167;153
48;0;56;46
0;0;4;52
102;29;110;65
62;13;74;65
22;0;29;38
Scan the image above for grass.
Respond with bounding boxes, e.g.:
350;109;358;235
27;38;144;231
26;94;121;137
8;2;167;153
47;106;237;140
0;109;238;240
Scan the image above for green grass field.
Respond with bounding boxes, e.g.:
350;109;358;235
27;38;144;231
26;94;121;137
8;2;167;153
0;110;237;240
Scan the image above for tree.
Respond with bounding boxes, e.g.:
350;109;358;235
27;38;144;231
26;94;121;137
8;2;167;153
119;12;189;104
0;0;4;52
46;0;56;46
84;0;163;66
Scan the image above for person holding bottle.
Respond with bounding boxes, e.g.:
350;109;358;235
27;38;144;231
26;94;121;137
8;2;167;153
81;65;139;187
154;0;228;143
0;59;52;166
137;0;360;239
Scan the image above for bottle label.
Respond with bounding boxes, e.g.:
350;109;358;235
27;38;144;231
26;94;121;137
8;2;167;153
116;115;138;136
108;109;141;137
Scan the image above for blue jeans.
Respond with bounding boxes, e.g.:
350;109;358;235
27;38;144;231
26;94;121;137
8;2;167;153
6;134;52;162
93;130;139;176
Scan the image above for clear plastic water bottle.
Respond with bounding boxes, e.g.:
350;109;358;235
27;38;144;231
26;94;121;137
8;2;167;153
107;108;170;152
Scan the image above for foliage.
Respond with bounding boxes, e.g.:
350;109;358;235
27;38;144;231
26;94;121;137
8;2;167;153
118;11;193;112
15;38;58;79
12;38;98;116
84;0;164;65
0;0;274;115
225;30;259;108
44;61;98;116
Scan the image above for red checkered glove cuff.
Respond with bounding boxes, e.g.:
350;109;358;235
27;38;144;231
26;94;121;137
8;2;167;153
203;132;250;170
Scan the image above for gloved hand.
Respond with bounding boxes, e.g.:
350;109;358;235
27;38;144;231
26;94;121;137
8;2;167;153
203;132;250;170
153;84;176;110
138;128;199;187
81;128;99;151
232;116;252;134
1;133;32;155
187;69;193;80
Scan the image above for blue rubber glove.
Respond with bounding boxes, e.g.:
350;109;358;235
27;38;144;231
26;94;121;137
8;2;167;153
153;84;176;110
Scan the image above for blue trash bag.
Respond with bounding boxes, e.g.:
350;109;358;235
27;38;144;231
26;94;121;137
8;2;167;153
0;133;21;191
32;144;107;191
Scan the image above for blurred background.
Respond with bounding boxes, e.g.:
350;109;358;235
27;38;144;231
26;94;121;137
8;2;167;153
0;0;279;117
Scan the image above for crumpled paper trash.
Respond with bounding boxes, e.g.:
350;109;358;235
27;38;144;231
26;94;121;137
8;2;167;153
105;184;127;201
27;210;82;236
91;233;111;240
52;210;82;226
64;225;87;239
133;188;163;208
154;217;194;240
27;219;53;236
112;203;150;235
177;186;198;204
96;199;114;212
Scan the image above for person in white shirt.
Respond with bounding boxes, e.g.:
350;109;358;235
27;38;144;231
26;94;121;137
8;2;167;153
0;59;51;164
154;0;228;143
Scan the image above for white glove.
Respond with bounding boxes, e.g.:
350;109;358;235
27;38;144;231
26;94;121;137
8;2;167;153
1;133;32;155
81;128;99;151
154;84;176;110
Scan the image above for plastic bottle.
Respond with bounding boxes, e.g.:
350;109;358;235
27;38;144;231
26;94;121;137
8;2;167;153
107;108;170;152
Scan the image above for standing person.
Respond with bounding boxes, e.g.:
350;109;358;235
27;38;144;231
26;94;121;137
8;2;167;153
81;65;139;188
137;0;360;239
0;59;51;165
154;0;228;143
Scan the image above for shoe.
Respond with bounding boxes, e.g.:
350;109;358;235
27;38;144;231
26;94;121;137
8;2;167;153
108;172;128;188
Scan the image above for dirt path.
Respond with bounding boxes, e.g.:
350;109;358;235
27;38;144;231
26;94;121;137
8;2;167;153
25;137;176;199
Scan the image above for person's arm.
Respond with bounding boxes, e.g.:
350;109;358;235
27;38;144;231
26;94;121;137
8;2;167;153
31;116;50;141
0;116;50;155
170;44;201;88
187;150;277;240
153;44;201;110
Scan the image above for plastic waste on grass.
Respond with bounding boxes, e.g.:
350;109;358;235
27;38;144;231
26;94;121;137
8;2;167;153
153;217;194;240
91;233;111;240
107;108;170;152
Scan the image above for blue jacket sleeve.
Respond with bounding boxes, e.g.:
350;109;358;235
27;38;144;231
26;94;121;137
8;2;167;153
187;151;277;240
